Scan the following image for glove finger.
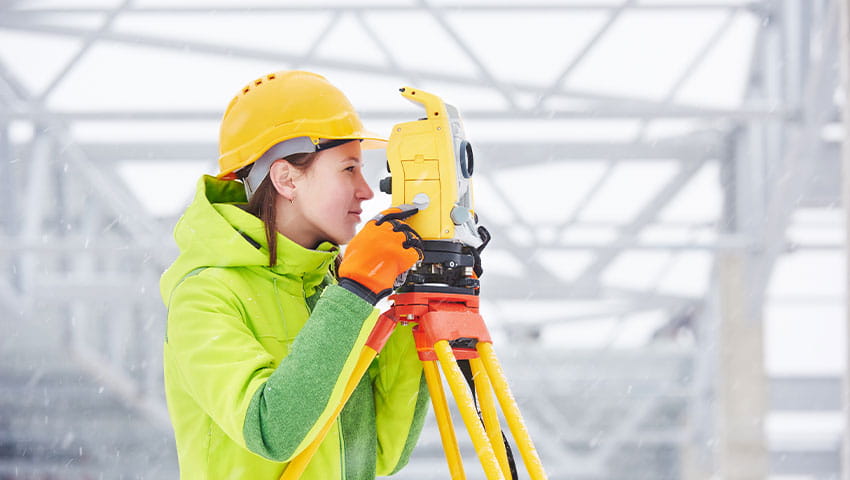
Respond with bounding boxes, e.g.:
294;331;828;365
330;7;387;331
399;230;424;251
389;220;422;243
390;221;425;261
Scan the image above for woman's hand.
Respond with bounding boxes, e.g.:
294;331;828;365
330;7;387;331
338;205;424;304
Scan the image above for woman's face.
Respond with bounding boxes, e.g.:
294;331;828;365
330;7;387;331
289;141;374;247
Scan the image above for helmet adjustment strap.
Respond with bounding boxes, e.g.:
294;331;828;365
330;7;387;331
241;137;316;201
315;138;357;151
240;137;359;201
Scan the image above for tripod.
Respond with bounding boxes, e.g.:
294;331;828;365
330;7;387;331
281;241;547;480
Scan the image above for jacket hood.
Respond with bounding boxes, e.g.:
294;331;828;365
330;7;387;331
160;175;338;304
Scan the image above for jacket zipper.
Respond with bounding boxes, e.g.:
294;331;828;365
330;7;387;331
271;278;287;334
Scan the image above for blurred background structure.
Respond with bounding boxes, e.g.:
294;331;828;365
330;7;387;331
0;0;847;479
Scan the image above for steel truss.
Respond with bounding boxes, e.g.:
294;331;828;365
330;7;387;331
0;1;843;479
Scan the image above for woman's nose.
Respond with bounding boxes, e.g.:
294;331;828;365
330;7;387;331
357;173;374;200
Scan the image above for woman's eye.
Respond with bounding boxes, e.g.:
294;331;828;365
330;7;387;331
344;166;356;172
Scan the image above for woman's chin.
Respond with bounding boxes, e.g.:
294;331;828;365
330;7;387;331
335;229;356;246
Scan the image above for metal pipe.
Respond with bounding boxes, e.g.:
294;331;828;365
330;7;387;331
836;0;850;477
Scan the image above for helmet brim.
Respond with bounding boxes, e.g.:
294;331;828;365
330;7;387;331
346;129;388;150
217;129;388;179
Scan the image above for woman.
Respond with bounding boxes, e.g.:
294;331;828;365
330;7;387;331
160;70;429;479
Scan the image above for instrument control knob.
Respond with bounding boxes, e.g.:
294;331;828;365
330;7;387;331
450;205;471;225
379;177;392;194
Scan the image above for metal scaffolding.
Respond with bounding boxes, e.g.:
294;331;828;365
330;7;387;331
0;1;844;479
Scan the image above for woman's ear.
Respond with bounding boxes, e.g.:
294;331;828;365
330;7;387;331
268;159;296;201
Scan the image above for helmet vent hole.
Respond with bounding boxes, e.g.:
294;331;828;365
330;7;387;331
242;87;250;94
255;79;262;86
267;74;276;80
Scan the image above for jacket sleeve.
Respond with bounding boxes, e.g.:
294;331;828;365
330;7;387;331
370;322;430;475
165;274;379;462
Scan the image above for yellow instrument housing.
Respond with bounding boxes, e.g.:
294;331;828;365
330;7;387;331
386;87;460;241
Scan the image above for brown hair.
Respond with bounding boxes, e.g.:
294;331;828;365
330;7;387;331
242;152;343;275
243;152;315;267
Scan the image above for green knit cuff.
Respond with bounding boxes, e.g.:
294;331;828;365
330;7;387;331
243;285;375;461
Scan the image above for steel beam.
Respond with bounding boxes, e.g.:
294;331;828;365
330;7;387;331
568;157;708;296
715;252;767;480
36;0;131;102
838;1;850;478
0;121;13;234
635;9;739;140
19;129;51;294
757;0;839;310
535;0;635;109
0;105;793;121
0;1;840;478
0;3;765;14
419;0;518;109
0;57;176;268
66;137;723;164
0;16;783;114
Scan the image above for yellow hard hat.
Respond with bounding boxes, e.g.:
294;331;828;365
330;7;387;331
217;70;387;178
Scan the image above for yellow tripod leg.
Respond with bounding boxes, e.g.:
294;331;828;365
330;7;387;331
434;341;505;480
280;346;378;480
423;360;466;480
469;358;512;480
477;342;548;480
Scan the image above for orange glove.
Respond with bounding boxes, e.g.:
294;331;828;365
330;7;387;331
338;205;424;304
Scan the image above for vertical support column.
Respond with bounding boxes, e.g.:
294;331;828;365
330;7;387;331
0;121;17;311
683;151;738;480
715;252;767;480
781;0;805;111
69;189;98;355
682;279;719;480
20;126;52;294
713;124;768;480
837;1;850;478
0;122;13;235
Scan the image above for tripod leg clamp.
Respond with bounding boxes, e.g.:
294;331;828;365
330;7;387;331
365;312;398;353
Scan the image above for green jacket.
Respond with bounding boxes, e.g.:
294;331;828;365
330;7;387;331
160;176;429;479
